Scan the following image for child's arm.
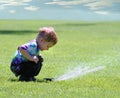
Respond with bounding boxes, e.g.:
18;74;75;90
18;47;39;63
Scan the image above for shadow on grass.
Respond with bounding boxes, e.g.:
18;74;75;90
0;30;36;35
9;77;54;83
62;23;96;26
0;22;96;35
54;22;96;27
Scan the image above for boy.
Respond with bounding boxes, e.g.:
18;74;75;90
10;27;58;81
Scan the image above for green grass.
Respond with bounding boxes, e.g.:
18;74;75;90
0;20;120;98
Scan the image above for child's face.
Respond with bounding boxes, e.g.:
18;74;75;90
38;38;54;51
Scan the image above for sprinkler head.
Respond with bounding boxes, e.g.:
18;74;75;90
44;78;54;82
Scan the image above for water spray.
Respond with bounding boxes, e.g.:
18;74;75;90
54;66;106;81
43;66;106;82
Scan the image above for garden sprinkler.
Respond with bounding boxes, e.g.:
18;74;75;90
44;78;55;82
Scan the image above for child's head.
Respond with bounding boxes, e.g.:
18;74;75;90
36;27;58;51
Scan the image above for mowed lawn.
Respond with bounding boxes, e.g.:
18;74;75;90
0;20;120;98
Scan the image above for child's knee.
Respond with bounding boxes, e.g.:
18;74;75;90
38;55;43;63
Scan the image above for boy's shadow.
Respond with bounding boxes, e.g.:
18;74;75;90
9;78;54;83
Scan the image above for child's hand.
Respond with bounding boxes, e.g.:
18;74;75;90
33;56;39;64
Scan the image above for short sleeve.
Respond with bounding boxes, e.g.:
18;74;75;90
18;40;37;50
18;40;39;56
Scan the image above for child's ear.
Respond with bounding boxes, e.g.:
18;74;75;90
40;38;45;42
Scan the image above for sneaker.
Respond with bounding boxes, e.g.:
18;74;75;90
19;76;36;82
30;77;36;81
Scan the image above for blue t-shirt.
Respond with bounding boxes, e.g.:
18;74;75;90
11;40;40;65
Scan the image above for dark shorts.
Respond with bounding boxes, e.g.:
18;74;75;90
10;56;43;77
